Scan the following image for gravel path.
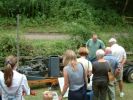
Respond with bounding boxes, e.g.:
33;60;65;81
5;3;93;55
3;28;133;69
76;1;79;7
24;33;70;40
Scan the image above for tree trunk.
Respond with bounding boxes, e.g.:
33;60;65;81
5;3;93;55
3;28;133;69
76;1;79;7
122;0;129;14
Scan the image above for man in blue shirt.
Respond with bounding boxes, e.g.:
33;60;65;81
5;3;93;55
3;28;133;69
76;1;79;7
104;47;119;100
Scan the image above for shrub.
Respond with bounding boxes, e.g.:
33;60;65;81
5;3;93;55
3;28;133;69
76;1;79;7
0;34;33;57
65;22;92;48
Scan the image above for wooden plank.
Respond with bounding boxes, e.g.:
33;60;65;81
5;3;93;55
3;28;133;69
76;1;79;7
28;78;58;87
125;22;133;24
125;17;133;19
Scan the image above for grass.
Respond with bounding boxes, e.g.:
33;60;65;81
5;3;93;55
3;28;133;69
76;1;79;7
24;82;133;100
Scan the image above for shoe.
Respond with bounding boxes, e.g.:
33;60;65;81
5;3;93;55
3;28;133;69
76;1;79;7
120;92;125;97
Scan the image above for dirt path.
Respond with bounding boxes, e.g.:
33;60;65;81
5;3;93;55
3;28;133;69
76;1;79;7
24;32;70;40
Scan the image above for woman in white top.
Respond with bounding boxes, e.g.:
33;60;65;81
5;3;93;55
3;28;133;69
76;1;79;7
0;55;30;100
77;47;92;86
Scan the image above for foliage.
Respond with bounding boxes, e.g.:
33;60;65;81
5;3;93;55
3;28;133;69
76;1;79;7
0;34;33;57
31;40;74;56
91;9;123;25
65;22;92;48
0;0;127;26
117;33;133;51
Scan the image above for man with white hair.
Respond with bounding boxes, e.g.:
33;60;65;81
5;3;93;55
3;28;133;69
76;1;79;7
104;47;119;100
109;38;127;97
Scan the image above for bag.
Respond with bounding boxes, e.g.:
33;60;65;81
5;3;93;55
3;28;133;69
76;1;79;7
69;84;87;100
108;72;115;81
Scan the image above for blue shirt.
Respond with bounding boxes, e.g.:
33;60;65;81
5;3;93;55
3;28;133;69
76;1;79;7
104;54;118;74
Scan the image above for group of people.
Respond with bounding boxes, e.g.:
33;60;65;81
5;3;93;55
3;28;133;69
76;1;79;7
60;34;126;100
0;34;126;100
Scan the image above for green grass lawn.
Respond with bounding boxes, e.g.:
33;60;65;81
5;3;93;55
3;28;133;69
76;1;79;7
25;82;133;100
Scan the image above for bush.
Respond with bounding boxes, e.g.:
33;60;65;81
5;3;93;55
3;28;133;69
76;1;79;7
0;34;33;57
65;22;92;48
117;33;133;51
31;40;74;56
91;9;123;25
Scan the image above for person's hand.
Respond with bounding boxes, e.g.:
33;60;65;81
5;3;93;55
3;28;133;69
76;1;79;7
58;95;63;100
30;90;37;96
22;91;26;96
115;68;121;77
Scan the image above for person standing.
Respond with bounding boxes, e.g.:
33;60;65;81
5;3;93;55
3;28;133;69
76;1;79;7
104;47;119;100
77;47;92;85
86;34;105;62
92;49;111;100
60;50;87;100
0;71;3;100
109;38;127;97
0;55;30;100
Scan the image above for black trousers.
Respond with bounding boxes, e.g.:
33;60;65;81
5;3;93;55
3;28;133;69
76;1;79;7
92;81;108;100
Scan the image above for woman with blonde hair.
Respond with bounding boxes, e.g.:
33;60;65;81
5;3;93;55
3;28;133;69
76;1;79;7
60;50;87;100
0;55;30;100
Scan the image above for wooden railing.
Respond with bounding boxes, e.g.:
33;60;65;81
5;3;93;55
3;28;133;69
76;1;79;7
123;16;133;24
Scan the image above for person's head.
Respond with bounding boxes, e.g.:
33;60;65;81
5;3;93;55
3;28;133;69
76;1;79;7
108;38;117;46
105;47;112;55
4;55;17;87
92;34;98;42
96;49;105;59
78;47;89;57
63;50;77;66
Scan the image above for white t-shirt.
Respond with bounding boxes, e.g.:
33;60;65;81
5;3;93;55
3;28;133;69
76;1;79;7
87;74;93;90
111;44;127;63
0;70;30;100
77;57;92;85
77;57;92;71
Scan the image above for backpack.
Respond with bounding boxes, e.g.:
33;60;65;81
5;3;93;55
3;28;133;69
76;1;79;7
0;75;23;100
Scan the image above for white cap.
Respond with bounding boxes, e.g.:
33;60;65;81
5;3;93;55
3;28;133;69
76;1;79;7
109;38;117;43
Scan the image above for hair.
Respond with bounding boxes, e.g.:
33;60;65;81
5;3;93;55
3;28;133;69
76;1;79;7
78;47;89;56
4;55;17;87
63;50;77;71
108;38;117;44
92;33;97;37
105;47;112;55
96;49;105;59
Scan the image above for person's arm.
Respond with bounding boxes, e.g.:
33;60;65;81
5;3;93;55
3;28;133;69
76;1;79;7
88;61;92;76
61;68;69;97
100;40;105;50
92;63;95;74
22;75;37;96
86;39;90;49
121;52;127;66
22;75;30;95
120;49;127;67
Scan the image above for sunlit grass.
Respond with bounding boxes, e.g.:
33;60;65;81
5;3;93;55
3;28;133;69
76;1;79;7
24;82;133;100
